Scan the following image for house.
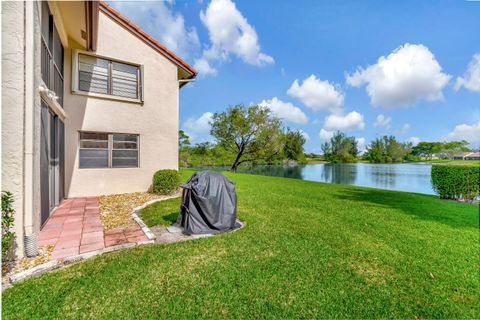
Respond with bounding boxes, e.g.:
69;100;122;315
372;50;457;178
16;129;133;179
452;152;480;160
452;152;472;160
1;1;196;258
464;152;480;160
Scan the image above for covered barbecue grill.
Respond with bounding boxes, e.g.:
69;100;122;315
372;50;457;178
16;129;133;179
174;171;239;235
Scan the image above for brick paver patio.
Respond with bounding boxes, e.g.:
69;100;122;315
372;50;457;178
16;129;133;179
38;197;148;260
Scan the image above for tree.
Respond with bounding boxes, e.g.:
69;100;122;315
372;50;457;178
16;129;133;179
283;128;306;161
364;138;385;163
191;142;211;155
178;130;190;149
411;142;432;159
364;135;412;163
439;140;471;159
321;131;359;163
411;141;470;160
210;104;283;171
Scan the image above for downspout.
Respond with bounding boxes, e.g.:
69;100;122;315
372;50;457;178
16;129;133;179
23;0;37;257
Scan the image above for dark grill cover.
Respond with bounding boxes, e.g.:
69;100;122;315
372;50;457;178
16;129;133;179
174;171;237;235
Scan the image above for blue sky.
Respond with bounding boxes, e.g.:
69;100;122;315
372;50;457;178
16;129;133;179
110;0;480;152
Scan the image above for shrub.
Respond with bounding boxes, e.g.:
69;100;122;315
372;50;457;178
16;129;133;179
431;165;480;201
2;191;16;260
152;169;180;194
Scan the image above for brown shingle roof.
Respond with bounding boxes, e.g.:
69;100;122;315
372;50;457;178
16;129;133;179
98;1;197;79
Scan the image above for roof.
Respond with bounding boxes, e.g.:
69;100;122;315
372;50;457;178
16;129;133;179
453;152;480;157
465;152;480;157
98;1;197;79
454;152;473;156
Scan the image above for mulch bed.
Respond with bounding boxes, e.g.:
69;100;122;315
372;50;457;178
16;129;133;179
98;191;180;230
2;245;54;277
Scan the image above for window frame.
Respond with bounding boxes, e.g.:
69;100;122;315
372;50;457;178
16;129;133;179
79;131;140;169
72;49;144;104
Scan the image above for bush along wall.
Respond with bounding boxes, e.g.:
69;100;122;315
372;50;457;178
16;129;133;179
431;165;480;201
2;191;16;262
152;170;181;195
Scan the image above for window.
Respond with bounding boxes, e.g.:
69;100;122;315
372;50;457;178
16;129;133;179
79;132;109;168
112;134;139;168
75;52;142;101
41;1;64;106
78;55;109;95
79;132;139;168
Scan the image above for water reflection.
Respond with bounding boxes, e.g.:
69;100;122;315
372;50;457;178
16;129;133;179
236;164;304;180
320;164;357;186
205;163;435;195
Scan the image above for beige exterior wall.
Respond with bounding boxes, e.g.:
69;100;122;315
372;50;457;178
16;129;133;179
64;10;180;197
1;1;42;258
2;1;27;257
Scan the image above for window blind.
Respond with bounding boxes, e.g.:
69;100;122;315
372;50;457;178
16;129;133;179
112;134;138;168
79;132;109;168
112;62;138;99
78;54;109;95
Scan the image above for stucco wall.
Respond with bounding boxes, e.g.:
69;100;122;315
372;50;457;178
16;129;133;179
64;11;180;197
2;1;26;257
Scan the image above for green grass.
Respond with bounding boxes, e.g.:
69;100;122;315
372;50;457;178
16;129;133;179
305;157;327;164
419;159;480;166
3;169;479;319
140;196;180;226
442;160;480;166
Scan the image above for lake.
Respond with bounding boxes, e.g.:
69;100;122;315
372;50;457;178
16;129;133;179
208;163;435;195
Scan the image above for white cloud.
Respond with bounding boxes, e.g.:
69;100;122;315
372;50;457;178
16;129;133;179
373;114;391;128
287;75;344;113
357;137;366;152
195;0;274;76
443;121;480;145
408;137;420;146
258;97;308;124
398;123;411;135
181;112;213;142
298;129;310;141
346;43;451;108
319;129;334;141
324;111;365;131
193;58;217;76
109;1;199;58
454;53;480;92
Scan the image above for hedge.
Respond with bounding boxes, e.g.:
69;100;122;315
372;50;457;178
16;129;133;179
431;165;480;201
152;169;180;195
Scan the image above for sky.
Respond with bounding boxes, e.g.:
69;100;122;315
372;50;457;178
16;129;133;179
109;0;480;153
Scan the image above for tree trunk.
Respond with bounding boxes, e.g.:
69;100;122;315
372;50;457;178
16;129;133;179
231;153;242;172
230;145;245;172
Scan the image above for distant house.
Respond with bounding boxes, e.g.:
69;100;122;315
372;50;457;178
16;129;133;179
452;152;480;160
2;1;196;258
465;152;480;160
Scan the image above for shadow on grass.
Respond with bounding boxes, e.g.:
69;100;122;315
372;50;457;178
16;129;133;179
334;187;478;229
162;211;179;224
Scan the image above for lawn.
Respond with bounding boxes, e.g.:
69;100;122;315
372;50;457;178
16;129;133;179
2;169;479;319
421;159;480;166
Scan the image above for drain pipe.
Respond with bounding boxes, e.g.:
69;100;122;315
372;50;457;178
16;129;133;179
23;0;38;257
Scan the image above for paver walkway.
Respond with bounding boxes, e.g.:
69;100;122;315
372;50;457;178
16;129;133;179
38;197;148;260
